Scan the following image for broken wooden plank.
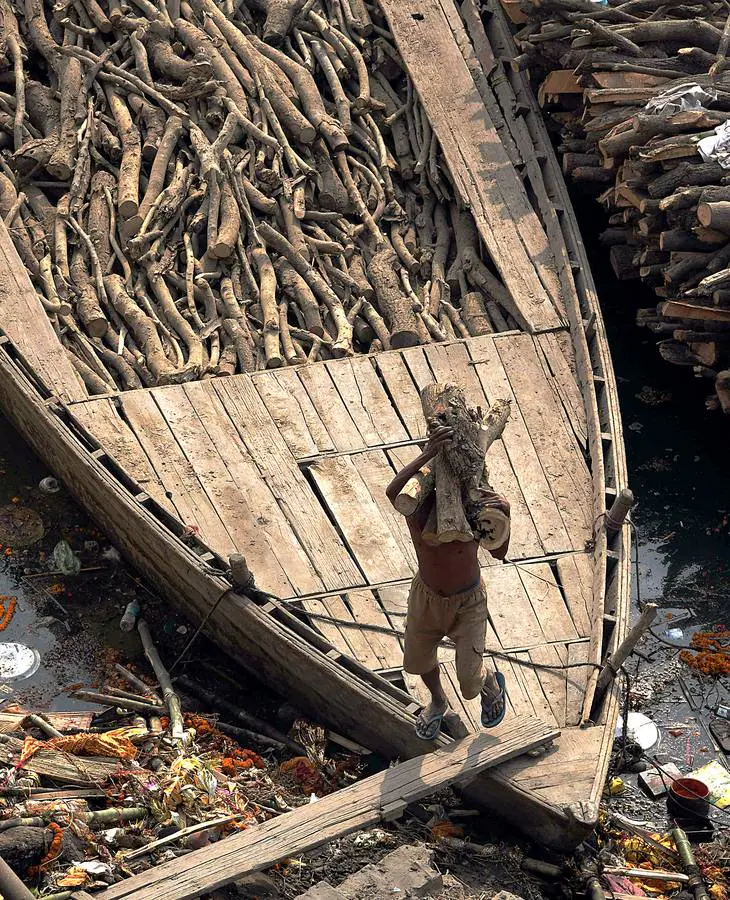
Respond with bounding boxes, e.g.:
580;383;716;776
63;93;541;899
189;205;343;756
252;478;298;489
0;736;122;786
93;716;558;900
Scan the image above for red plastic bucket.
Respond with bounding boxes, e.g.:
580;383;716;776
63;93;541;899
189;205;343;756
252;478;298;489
667;777;711;820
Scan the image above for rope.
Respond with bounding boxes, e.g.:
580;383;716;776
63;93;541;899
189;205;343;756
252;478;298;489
301;609;600;673
169;585;238;672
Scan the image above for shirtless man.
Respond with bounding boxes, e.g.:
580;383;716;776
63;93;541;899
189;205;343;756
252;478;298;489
386;425;510;741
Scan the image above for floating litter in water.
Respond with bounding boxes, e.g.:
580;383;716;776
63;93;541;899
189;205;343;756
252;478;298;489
665;627;684;641
0;642;41;680
53;539;81;576
39;477;60;494
616;711;660;751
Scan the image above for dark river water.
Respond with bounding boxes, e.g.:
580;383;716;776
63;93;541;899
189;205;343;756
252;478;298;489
0;191;728;712
574;193;730;622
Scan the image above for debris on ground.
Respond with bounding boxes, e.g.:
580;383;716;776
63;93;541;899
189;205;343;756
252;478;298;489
0;618;363;897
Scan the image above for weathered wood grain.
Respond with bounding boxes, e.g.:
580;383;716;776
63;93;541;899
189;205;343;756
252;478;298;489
92;717;558;900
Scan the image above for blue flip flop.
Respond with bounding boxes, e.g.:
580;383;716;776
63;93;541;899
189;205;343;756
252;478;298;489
415;708;446;741
481;672;507;728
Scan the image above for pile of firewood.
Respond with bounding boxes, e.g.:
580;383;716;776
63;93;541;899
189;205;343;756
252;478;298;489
394;382;511;548
0;0;518;391
511;0;730;411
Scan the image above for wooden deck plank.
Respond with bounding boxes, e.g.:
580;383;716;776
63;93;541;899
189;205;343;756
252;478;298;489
326;357;410;446
169;382;324;597
529;643;567;728
252;372;319;458
0;223;86;403
485;565;544;649
355;450;418;574
301;596;357;660
323;358;382;447
496;335;592;551
69;399;174;516
493;657;535;721
307;455;412;584
535;332;588;451
346;589;404;670
566;642;591;727
213;378;363;594
468;335;572;555
95;718;558;900
517;562;579;643
270;368;336;455
378;583;410;646
515;652;559;728
555;554;594;640
374;352;426;439
497;727;602;806
401;345;437;394
297;364;364;452
119;391;242;567
420;342;543;559
304;595;382;670
377;0;563;333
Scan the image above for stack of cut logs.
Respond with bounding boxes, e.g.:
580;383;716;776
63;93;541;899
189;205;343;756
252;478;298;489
0;0;517;392
511;0;730;411
394;382;511;547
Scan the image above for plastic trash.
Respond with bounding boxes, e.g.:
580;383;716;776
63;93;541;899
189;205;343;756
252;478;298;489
39;476;60;494
716;704;730;720
665;627;684;640
102;546;122;566
699;120;730;169
53;539;81;576
615;711;660;750
119;599;141;632
0;642;41;680
646;83;715;115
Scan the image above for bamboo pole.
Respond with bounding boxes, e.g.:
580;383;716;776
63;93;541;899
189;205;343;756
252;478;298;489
593;603;658;702
138;619;185;741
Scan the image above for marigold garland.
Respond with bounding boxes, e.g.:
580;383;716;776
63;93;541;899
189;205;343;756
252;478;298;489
26;821;63;876
680;630;730;676
0;596;17;631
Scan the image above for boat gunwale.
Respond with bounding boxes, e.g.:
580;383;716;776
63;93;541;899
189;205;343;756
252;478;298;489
467;0;630;809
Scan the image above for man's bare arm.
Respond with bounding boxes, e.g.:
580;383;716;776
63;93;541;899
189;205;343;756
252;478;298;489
385;426;453;506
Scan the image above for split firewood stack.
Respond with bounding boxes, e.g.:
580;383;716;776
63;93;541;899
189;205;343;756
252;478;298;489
0;0;522;391
511;0;730;411
394;382;511;548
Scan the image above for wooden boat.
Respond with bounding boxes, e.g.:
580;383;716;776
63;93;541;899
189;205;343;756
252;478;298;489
0;0;628;857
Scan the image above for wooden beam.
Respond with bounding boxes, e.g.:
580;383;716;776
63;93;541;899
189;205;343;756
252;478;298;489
90;717;558;900
0;222;86;402
661;300;730;323
376;0;564;333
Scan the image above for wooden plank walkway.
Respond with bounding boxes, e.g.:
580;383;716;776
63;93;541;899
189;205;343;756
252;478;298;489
377;0;566;333
66;333;596;732
89;716;558;900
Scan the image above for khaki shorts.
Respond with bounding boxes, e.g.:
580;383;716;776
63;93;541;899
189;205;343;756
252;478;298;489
403;574;488;700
